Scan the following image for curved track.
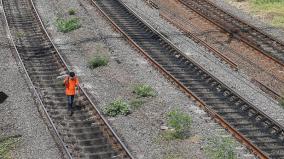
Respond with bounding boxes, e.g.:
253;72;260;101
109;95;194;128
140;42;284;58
2;0;133;158
92;0;284;158
178;0;284;65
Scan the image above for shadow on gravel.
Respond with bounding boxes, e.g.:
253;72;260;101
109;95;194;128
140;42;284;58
0;92;8;104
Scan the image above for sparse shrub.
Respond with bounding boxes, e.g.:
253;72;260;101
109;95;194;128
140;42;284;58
129;99;145;110
133;84;156;97
56;18;81;33
0;135;21;159
166;109;192;139
205;136;237;159
104;99;130;117
88;56;108;69
68;8;76;15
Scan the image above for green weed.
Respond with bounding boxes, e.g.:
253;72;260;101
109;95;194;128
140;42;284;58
104;99;130;117
205;136;237;159
0;135;21;159
165;109;192;139
88;56;108;69
133;84;156;97
56;18;81;33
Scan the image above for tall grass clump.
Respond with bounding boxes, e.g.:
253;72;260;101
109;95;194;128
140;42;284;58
205;136;237;159
88;56;108;69
104;99;130;117
56;18;81;33
133;84;156;97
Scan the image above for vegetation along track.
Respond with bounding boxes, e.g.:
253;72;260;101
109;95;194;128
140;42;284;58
178;0;284;65
92;0;284;158
1;0;133;158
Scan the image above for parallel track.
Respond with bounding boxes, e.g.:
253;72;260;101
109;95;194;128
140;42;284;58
2;0;133;158
178;0;284;65
92;0;284;158
153;0;283;100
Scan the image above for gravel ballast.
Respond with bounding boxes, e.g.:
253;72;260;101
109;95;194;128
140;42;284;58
32;0;261;158
0;3;62;159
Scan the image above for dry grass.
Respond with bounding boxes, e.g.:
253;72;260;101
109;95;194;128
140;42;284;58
226;0;284;29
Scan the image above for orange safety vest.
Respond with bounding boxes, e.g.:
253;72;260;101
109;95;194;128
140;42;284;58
64;76;79;95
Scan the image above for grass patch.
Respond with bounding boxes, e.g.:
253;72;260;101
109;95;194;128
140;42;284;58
250;0;284;28
68;8;76;15
160;130;179;141
104;99;130;117
129;99;145;110
0;135;21;159
133;84;156;97
205;136;237;159
163;109;192;139
88;56;108;69
56;18;81;33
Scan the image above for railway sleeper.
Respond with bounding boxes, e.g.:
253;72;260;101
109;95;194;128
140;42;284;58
71;126;102;134
80;144;114;153
215;109;243;115
68;118;95;125
78;138;108;147
75;131;104;140
79;151;118;159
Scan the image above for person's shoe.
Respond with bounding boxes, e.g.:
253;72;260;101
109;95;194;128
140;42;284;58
69;111;73;116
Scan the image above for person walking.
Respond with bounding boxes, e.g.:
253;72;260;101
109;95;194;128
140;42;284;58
64;72;79;116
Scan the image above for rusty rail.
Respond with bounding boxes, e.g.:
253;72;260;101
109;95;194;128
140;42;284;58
160;11;238;71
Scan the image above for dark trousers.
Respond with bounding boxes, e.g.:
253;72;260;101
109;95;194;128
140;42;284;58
67;95;75;112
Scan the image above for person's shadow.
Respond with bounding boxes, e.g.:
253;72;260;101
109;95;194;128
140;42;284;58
0;92;8;104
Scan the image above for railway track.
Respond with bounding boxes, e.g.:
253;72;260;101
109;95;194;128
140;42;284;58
152;0;284;100
1;0;133;158
178;0;284;66
92;0;284;158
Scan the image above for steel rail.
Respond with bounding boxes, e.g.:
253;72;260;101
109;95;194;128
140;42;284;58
178;0;284;67
91;0;284;158
2;0;134;158
159;12;238;71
